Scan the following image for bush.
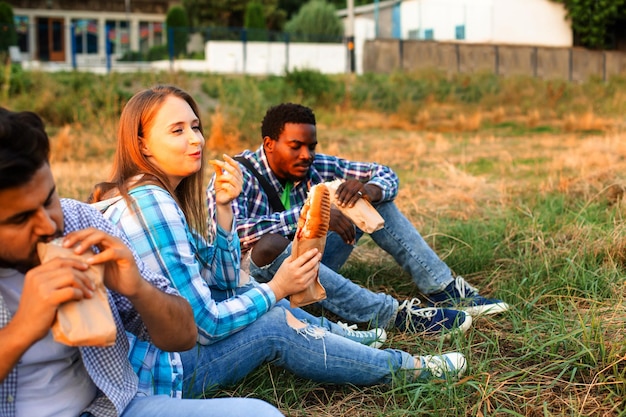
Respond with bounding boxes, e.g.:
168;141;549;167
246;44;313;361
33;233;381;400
283;68;341;107
146;45;169;61
244;1;267;41
284;0;343;43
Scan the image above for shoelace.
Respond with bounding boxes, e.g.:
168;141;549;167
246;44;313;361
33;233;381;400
337;321;365;338
420;356;451;378
453;276;479;298
398;298;438;319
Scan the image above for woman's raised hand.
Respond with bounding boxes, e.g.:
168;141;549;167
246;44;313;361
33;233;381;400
210;154;243;205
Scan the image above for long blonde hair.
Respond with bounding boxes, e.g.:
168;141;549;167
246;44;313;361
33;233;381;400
91;85;207;237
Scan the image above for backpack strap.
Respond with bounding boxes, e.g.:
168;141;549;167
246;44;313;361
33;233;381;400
234;156;286;212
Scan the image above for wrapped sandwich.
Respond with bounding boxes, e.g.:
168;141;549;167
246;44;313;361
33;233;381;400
37;239;116;347
289;183;330;308
325;179;385;233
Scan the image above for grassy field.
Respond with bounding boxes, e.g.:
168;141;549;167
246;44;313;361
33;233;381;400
6;70;626;416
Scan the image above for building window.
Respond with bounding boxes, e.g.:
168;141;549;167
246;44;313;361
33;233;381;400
424;29;434;40
455;25;465;40
14;15;29;53
106;20;131;55
139;21;164;53
72;19;98;54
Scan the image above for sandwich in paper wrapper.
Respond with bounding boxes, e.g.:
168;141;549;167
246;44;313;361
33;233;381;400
289;183;330;308
325;179;385;233
37;238;117;347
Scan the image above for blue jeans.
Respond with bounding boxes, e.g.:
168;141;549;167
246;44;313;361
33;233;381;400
250;201;454;327
179;305;415;397
250;250;399;328
323;201;454;294
115;394;284;416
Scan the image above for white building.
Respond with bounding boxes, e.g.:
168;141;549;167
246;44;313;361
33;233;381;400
400;0;572;46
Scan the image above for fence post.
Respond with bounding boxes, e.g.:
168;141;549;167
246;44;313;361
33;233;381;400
105;24;112;73
284;32;290;74
399;39;403;71
70;23;77;70
494;44;499;75
533;47;538;78
456;43;461;73
568;48;573;82
602;50;607;82
241;28;247;74
167;27;174;71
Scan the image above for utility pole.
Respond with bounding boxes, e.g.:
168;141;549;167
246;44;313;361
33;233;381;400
346;0;355;72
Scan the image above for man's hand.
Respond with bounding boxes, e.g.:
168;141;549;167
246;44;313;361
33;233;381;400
329;207;356;245
334;179;383;208
16;257;95;343
0;254;97;382
61;228;197;351
61;227;147;298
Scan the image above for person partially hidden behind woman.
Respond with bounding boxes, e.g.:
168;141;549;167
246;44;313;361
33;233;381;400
89;85;468;400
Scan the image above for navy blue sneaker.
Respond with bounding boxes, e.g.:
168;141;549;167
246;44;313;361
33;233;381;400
394;298;472;339
427;276;510;316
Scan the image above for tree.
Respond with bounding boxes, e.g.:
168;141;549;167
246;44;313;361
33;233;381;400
0;1;17;54
183;0;286;31
166;5;189;57
553;0;626;49
284;0;343;42
245;1;267;40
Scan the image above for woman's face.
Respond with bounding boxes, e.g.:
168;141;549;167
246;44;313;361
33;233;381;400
141;95;204;189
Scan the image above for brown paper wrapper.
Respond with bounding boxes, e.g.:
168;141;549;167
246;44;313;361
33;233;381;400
325;180;385;233
289;184;329;308
37;240;117;347
290;235;327;308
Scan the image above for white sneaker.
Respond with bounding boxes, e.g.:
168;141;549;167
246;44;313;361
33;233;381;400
414;352;467;380
336;321;387;348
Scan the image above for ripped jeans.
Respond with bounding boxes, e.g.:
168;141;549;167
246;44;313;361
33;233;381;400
179;296;416;397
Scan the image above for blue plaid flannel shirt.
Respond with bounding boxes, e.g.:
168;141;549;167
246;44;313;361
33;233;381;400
0;199;181;417
97;185;277;391
207;146;399;250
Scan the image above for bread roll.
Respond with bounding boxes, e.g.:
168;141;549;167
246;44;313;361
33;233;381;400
296;183;331;240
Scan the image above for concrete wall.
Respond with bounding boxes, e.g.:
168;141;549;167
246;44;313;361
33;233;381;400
364;39;626;81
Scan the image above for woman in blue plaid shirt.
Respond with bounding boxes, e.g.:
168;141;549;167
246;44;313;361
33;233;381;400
91;85;467;400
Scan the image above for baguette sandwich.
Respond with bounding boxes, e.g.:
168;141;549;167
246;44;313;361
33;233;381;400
289;183;330;307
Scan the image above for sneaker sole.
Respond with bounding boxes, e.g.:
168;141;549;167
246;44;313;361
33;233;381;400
460;301;510;317
419;313;472;341
368;328;387;349
442;313;472;341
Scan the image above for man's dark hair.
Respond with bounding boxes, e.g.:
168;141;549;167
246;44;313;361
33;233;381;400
261;103;316;140
0;107;50;190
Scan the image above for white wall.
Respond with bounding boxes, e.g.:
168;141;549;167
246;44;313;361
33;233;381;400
399;0;571;46
492;0;572;46
205;40;347;75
